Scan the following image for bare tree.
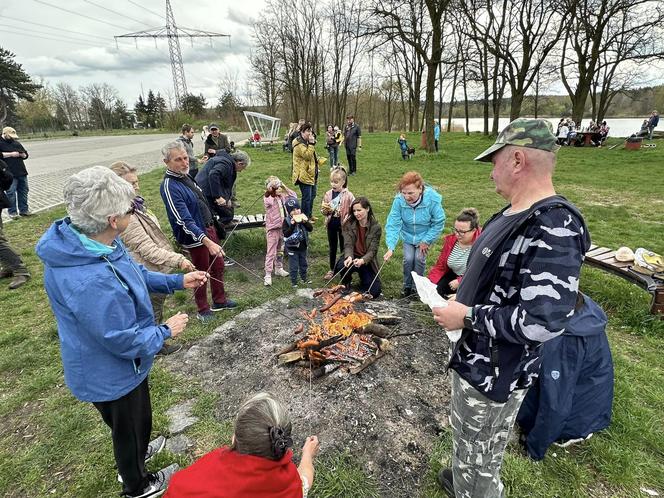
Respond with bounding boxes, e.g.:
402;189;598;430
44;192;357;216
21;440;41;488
53;82;83;130
80;83;119;130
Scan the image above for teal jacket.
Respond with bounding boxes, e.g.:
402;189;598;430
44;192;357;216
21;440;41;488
385;185;445;250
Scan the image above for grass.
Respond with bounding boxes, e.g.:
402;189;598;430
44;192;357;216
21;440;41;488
0;132;663;497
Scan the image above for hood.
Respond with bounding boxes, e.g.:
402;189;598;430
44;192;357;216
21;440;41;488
36;218;122;268
566;294;607;337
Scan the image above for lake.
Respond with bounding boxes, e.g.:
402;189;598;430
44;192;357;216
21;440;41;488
447;117;648;138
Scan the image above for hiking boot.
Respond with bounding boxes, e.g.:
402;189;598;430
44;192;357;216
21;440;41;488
264;274;272;286
8;275;29;290
127;463;179;498
437;468;455;497
196;311;216;323
274;268;289;277
211;299;237;311
157;343;182;356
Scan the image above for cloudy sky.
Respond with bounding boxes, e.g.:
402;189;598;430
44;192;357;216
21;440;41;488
1;0;263;107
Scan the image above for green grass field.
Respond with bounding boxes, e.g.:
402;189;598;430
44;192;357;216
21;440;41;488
1;132;662;497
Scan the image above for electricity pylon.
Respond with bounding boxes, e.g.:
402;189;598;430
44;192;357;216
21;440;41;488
115;0;229;108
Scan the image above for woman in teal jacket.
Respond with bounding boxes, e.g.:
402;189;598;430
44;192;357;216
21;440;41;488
384;171;445;297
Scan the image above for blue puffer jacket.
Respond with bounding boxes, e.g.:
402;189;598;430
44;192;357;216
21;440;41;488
384;185;445;250
36;218;184;402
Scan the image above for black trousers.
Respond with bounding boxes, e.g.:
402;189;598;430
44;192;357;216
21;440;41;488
93;378;152;495
334;258;381;297
207;196;234;225
436;270;459;297
326;221;344;270
345;148;357;174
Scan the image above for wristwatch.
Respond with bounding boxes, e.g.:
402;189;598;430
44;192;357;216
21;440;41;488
463;307;474;330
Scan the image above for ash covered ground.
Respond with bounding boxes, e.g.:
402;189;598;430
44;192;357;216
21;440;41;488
162;289;453;497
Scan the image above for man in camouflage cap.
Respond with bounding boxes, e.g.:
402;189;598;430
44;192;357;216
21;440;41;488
432;118;590;497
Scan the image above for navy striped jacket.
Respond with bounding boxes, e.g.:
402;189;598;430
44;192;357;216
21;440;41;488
160;170;207;248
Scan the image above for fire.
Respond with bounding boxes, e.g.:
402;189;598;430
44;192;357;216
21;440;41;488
319;293;372;338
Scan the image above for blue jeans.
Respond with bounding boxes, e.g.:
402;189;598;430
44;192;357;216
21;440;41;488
402;242;426;291
287;247;308;284
299;183;317;219
329;146;338;166
6;175;29;215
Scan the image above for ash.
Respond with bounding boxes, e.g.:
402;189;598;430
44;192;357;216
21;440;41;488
161;289;453;497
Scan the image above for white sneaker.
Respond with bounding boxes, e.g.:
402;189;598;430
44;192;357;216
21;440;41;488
118;436;167;483
128;463;179;498
274;268;289;277
264;275;272;286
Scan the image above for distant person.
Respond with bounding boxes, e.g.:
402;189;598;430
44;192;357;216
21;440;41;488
288;119;305;153
343;115;361;175
434;120;441;152
517;293;613;461
165;392;320;498
36;166;209;498
110;160;195;355
176;124;199;180
0;158;30;289
334;197;383;298
383;171;445;298
326;124;339;167
205;124;230;157
283;197;313;287
160;141;237;323
251;129;261;147
428;208;481;298
398;134;410;160
637;119;650;137
321;167;355;280
262;176;295;286
201;125;209;143
0;126;32;218
291;122;319;220
557;122;569;146
647;110;659;140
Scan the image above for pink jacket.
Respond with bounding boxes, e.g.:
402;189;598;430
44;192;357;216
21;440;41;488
321;188;355;227
264;187;297;231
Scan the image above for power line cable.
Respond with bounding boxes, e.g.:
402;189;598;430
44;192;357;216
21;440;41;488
126;0;165;20
1;28;101;47
1;15;113;41
31;0;129;30
0;23;118;46
82;0;157;29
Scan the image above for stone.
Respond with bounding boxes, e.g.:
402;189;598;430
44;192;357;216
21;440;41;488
166;399;199;434
165;434;193;454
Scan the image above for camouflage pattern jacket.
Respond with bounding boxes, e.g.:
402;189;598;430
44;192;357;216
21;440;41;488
449;196;591;403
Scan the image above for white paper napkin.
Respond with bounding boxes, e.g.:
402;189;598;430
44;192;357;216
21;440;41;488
411;271;462;342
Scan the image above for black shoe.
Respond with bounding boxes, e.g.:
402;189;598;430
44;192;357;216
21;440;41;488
126;463;179;498
157;343;182;356
400;288;413;298
0;269;12;279
19;211;35;217
8;274;29;290
437;468;455;497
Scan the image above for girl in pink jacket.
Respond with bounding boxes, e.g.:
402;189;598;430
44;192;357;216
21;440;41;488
264;176;296;286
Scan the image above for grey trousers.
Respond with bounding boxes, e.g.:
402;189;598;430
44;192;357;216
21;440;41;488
449;370;527;498
0;216;29;276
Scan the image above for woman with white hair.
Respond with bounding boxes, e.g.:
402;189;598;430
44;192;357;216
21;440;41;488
36;166;208;498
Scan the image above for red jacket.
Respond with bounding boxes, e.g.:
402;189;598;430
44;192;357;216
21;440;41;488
165;447;303;498
427;229;482;285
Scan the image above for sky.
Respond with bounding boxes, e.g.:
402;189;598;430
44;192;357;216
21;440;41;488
1;0;264;108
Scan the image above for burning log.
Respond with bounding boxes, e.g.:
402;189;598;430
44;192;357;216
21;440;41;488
353;323;391;338
350;349;388;375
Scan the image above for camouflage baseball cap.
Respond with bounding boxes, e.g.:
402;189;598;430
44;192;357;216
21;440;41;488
474;118;560;162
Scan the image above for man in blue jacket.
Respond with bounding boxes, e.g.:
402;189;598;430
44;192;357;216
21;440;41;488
160;142;237;323
36;166;209;498
433;119;591;498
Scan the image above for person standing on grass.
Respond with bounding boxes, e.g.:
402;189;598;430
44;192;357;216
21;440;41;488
0;126;32;218
291;122;319;220
383;171;445;298
205;124;230;156
263;175;296;286
647;110;659;140
343;115;361;175
321;167;355;280
160;141;237;324
434;120;441;152
110;161;195;356
0;158;30;289
176;124;199;181
431;118;591;498
36;166;210;498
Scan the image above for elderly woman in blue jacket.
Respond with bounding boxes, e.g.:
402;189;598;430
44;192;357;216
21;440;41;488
383;171;445;297
36;166;208;498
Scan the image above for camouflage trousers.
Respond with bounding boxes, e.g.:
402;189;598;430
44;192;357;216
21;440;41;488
449;371;527;498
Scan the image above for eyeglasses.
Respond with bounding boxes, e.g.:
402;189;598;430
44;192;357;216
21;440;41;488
453;227;474;235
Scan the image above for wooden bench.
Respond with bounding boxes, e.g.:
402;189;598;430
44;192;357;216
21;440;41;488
226;213;266;231
584;244;664;317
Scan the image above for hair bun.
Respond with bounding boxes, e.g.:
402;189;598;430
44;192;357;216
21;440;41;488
269;426;293;459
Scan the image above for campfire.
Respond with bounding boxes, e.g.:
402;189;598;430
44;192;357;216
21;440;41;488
277;286;400;378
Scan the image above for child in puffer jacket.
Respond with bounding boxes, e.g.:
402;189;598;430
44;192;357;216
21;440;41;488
283;197;313;287
263;176;296;286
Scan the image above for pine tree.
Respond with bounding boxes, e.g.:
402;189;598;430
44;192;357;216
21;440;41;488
0;47;41;126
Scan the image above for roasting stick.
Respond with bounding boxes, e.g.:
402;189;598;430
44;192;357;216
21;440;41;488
323;264;350;288
363;259;388;298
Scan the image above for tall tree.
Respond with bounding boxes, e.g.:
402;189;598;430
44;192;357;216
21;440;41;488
0;47;41;127
53;82;83;130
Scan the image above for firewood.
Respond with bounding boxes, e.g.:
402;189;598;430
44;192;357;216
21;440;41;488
372;315;402;325
276;342;299;356
313;334;343;350
353;323;391;338
278;351;305;364
312;363;341;378
350;350;388;374
371;337;391;351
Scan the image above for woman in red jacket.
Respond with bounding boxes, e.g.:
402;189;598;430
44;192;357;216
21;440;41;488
428;208;481;297
165;392;319;498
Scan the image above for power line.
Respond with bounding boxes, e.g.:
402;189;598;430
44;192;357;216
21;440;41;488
1;28;101;48
82;0;156;29
31;0;129;30
1;15;113;42
0;23;114;46
126;0;165;21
